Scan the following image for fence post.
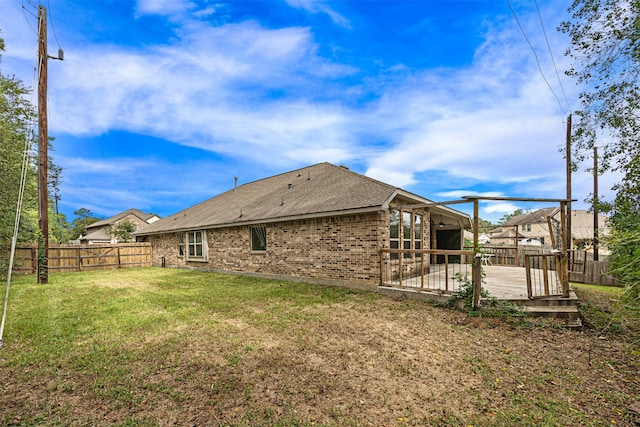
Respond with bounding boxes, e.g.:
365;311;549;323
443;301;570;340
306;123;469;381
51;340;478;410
31;246;37;274
472;253;482;309
379;251;384;287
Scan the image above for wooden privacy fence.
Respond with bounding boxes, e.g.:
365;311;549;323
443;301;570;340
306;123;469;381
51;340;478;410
2;243;152;274
568;250;618;287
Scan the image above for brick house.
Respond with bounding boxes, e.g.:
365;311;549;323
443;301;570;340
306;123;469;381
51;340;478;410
79;209;160;244
136;163;471;289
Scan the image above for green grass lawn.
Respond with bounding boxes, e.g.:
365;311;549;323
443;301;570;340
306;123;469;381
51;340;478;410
1;268;638;426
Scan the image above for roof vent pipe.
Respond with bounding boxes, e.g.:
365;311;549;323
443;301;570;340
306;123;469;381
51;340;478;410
234;176;238;191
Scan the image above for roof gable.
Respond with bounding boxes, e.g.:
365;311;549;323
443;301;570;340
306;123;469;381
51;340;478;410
88;209;157;229
139;163;417;235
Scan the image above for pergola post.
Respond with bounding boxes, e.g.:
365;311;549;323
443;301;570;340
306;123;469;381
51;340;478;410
560;201;570;297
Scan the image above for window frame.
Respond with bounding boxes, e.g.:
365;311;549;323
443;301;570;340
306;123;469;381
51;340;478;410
389;210;423;261
178;232;185;257
414;214;423;258
186;230;207;262
390;210;400;260
251;226;267;252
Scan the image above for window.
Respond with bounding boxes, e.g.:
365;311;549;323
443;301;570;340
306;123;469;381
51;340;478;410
251;226;267;251
521;224;531;232
186;231;206;261
178;233;184;256
390;210;400;260
403;212;412;258
414;214;422;257
389;210;422;260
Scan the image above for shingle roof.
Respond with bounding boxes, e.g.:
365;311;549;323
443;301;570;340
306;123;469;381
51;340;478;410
81;228;111;242
138;162;434;235
88;209;157;229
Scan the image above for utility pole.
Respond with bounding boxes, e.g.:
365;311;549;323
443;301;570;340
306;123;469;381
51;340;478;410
37;5;49;284
565;114;572;254
593;146;599;261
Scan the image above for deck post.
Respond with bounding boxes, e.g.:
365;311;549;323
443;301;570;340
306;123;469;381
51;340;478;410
472;253;482;309
473;199;479;252
420;254;424;289
525;255;533;298
560;201;570;298
379;251;384;287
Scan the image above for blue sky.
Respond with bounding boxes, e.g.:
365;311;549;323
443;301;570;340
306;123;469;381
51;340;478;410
0;0;616;223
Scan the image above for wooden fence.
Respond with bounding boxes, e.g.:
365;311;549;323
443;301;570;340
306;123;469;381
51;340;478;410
568;250;618;287
473;246;619;287
2;243;152;274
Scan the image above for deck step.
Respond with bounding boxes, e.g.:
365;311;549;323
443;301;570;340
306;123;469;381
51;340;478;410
523;305;580;320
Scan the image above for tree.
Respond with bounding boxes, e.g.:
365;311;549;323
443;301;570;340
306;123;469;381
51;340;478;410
0;37;39;248
476;218;496;231
110;220;136;243
497;209;524;226
560;0;640;306
70;208;101;240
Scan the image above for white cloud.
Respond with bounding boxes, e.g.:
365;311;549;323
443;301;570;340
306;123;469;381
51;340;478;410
362;6;577;194
46;19;358;171
4;0;606;220
483;202;522;214
135;0;196;17
284;0;351;28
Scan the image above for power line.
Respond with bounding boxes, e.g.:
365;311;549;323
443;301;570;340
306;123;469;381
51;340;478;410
534;0;571;112
506;0;568;116
47;0;62;50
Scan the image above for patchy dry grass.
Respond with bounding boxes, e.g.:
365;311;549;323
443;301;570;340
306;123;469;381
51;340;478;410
0;268;638;426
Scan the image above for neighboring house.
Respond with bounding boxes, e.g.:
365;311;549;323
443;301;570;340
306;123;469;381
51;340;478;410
487;226;525;246
463;230;490;245
79;209;160;244
570;209;610;249
136;163;472;289
488;208;609;248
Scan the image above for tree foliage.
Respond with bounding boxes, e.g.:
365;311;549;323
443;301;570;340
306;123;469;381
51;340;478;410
110;220;136;243
0;39;38;246
560;0;640;306
70;208;101;240
1;36;67;252
497;209;524;226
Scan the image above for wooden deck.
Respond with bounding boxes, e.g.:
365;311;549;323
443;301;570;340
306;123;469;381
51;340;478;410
379;263;580;325
381;264;566;302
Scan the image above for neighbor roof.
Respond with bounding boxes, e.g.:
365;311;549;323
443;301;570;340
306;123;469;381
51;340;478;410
80;228;111;242
88;209;158;229
138;162;469;235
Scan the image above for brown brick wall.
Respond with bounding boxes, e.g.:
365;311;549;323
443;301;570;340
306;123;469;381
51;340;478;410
149;211;388;287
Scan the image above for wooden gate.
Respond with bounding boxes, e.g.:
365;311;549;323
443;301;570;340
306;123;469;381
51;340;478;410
525;253;569;299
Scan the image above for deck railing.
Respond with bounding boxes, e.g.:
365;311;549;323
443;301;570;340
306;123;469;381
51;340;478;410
524;252;568;298
379;249;477;295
